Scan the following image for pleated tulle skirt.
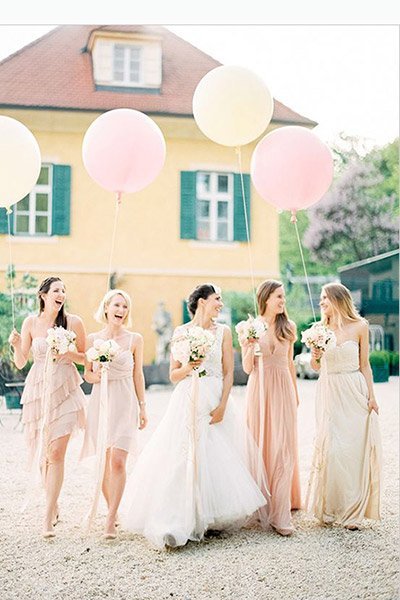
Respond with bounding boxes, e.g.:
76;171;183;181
120;375;267;549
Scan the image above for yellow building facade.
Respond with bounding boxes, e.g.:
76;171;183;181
0;26;315;362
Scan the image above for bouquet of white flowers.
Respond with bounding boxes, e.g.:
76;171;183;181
46;326;77;361
171;325;215;377
301;322;336;362
235;314;267;346
86;338;120;364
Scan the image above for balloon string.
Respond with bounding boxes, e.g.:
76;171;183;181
235;146;258;318
7;208;16;330
292;213;316;322
106;192;121;292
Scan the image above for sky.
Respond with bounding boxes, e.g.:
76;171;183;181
0;23;398;149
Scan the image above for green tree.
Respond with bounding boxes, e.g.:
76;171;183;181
0;268;38;359
367;139;399;214
223;290;255;349
279;211;334;277
304;160;398;267
330;132;371;174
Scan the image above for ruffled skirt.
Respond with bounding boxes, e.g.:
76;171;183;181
21;361;86;468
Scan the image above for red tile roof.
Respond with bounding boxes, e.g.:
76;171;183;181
0;25;316;126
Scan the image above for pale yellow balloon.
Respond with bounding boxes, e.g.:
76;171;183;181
0;116;41;209
193;65;274;147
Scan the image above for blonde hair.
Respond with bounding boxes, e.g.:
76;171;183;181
321;283;363;329
256;279;295;341
94;289;132;327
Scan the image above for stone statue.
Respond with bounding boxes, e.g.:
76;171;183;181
152;301;173;364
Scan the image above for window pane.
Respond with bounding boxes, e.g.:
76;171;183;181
36;193;48;212
197;220;210;240
198;200;210;218
218;174;229;193
129;66;140;82
37;166;49;186
217;201;228;218
16;215;29;233
17;195;30;211
35;216;48;234
130;47;140;60
217;222;228;241
114;45;124;59
113;45;125;80
197;173;210;196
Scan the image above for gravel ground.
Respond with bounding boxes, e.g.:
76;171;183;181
0;378;398;600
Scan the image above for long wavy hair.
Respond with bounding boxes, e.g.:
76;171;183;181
38;276;67;329
256;279;295;341
321;283;363;329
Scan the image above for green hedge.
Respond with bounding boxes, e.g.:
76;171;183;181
389;351;399;375
369;350;390;367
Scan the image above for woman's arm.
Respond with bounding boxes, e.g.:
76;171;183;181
210;326;234;425
310;347;322;371
288;323;299;406
358;321;379;414
241;337;257;374
132;334;148;429
66;315;87;365
169;354;203;384
83;335;101;384
8;316;33;369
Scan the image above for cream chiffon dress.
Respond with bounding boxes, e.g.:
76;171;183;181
306;340;382;526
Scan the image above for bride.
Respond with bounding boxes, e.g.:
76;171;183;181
120;283;268;549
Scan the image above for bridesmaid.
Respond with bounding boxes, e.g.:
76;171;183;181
241;279;301;536
306;283;381;529
81;289;147;539
8;276;86;538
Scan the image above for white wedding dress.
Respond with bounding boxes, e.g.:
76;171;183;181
120;324;268;549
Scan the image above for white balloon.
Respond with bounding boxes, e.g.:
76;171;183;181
193;65;274;147
0;116;41;209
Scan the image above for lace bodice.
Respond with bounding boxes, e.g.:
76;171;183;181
323;340;360;374
173;323;225;379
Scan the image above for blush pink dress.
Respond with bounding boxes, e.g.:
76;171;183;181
245;329;301;532
21;336;86;469
80;332;138;458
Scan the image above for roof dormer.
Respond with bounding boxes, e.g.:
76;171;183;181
88;29;162;93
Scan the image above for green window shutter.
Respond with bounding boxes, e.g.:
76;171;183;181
180;171;197;240
182;300;191;324
52;165;71;235
233;173;251;241
0;208;13;234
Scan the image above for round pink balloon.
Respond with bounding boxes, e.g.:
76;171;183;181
251;126;333;212
82;108;166;194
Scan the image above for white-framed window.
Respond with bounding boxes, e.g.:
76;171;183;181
14;165;52;236
112;43;142;85
196;172;234;242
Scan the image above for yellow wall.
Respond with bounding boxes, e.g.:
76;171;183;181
0;109;280;362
